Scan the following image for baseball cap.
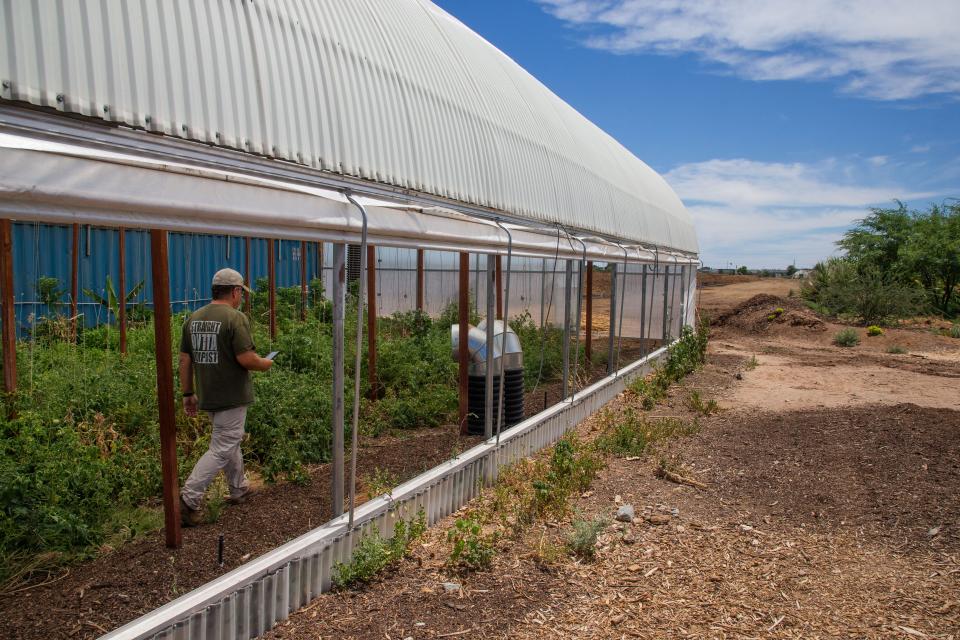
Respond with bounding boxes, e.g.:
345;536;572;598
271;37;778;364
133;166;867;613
212;268;252;293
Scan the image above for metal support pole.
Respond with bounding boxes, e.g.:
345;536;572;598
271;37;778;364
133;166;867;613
416;249;425;312
561;259;573;399
639;264;647;358
484;255;495;439
458;252;470;434
679;264;687;331
607;263;617;375
300;240;308;321
615;246;628;373
268;239;277;340
150;229;181;549
539;258;547;328
118;226;127;355
345;194;369;530
571;240;586;400
495;255;503;320
244;236;251;314
584;261;593;363
662;264;670;342
493;221;513;447
330;243;346;518
0;219;16;400
70;222;79;342
366;244;377;400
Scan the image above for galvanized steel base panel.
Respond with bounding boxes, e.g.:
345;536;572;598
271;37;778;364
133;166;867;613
101;345;673;640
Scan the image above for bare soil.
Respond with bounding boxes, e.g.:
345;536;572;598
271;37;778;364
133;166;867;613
266;281;960;639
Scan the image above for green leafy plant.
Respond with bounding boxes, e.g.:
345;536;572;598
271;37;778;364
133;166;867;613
447;515;495;572
332;510;426;589
566;517;608;559
363;467;398;498
687;390;719;415
886;345;907;354
744;355;759;370
866;325;884;336
950;324;960;339
595;413;700;458
35;276;65;316
833;328;860;347
82;275;146;322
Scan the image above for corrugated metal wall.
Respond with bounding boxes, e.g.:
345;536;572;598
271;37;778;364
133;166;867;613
12;222;321;333
0;0;697;254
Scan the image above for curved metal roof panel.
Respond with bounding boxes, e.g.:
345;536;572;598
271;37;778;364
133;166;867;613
0;0;697;253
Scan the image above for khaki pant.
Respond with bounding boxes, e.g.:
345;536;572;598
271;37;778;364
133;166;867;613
180;405;250;510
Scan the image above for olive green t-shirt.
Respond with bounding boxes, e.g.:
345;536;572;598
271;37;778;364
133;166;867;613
179;303;255;411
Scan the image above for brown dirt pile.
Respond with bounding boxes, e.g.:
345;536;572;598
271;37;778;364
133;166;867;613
713;293;825;334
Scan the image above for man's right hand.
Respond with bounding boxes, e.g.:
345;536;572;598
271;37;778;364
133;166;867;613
183;394;199;417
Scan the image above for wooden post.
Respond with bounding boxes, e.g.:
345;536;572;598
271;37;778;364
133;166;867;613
70;223;79;342
150;229;181;549
300;240;308;321
458;252;470;434
244;236;251;313
0;219;16;401
268;238;276;339
118;227;127;354
366;244;378;400
416;248;424;312
584;261;593;363
495;255;503;320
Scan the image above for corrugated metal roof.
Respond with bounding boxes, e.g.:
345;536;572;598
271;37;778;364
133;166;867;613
0;0;697;253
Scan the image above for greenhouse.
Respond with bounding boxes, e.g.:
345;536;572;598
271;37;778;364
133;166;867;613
0;1;698;638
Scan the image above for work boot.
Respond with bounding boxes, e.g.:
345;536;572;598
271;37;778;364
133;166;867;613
180;496;203;527
226;485;259;505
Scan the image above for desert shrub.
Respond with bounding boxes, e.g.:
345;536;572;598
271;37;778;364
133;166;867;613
447;515;495;572
332;510;426;588
627;320;709;409
566;517;608;559
833;328;860;347
866;325;884;336
594;409;648;456
687;390;719;415
491;434;603;532
595;413;700;458
887;345;907;354
951;324;960;339
802;258;923;325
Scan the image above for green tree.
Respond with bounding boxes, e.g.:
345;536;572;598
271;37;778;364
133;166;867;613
839;202;959;316
786;264;797;276
901;203;960;314
736;266;749;275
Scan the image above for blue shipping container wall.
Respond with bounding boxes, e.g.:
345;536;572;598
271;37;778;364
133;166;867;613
11;222;321;334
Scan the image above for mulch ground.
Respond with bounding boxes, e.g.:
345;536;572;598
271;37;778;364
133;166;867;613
265;333;960;638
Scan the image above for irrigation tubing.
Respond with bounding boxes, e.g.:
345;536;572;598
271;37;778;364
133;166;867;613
344;193;368;530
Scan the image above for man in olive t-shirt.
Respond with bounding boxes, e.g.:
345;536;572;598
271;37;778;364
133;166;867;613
178;268;274;526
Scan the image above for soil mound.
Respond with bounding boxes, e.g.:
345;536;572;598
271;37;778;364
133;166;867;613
713;294;826;334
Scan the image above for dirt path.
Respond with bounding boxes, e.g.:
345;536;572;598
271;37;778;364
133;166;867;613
267;280;960;639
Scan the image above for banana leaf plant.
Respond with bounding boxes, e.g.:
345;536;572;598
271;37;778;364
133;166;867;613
83;276;146;322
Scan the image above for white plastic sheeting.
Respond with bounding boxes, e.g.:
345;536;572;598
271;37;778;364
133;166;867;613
0;0;697;253
0;131;696;266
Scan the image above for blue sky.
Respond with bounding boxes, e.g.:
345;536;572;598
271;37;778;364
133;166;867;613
434;0;960;268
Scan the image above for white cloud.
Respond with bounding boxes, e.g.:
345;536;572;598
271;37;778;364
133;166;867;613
536;0;960;100
910;143;932;153
664;157;935;268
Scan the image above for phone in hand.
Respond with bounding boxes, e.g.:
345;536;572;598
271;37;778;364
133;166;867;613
266;351;279;361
